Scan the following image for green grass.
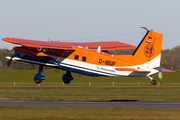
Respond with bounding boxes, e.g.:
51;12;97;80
0;107;180;120
0;86;180;102
0;69;179;84
0;69;179;102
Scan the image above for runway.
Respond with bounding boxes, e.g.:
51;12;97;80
0;100;180;109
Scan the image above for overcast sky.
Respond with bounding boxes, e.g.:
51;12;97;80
0;0;180;50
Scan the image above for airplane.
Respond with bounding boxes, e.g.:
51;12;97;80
2;28;174;85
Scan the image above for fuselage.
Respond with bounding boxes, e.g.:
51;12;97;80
11;45;159;77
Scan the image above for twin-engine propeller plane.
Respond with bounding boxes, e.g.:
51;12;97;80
2;28;174;85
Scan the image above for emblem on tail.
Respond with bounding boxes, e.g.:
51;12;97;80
144;44;154;57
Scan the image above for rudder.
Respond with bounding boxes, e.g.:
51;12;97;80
132;29;163;68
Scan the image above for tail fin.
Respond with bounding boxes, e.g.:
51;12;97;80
132;29;163;68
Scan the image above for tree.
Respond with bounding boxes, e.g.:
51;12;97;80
161;46;180;69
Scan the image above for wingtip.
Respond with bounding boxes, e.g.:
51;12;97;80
2;37;12;42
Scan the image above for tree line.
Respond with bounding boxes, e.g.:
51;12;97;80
161;46;180;69
0;46;180;70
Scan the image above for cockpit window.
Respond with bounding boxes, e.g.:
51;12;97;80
37;47;41;51
41;48;47;53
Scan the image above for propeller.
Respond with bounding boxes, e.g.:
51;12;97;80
7;55;14;67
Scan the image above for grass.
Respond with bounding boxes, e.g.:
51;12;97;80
0;86;180;102
0;69;179;102
0;69;179;84
0;107;180;120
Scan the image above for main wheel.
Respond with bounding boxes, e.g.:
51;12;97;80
63;78;71;84
34;80;42;84
151;80;156;85
62;72;73;84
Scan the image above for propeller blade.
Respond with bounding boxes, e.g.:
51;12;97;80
7;55;14;67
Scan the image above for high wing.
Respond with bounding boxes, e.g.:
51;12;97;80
66;41;136;50
2;37;73;50
2;37;136;50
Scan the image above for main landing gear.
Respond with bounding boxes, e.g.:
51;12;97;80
148;76;156;85
62;71;73;84
34;65;45;84
33;65;73;84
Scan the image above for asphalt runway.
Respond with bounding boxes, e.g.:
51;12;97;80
0;100;180;109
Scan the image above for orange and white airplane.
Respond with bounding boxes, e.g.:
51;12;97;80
2;28;174;85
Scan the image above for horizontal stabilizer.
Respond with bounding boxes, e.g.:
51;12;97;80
155;68;175;72
115;68;150;73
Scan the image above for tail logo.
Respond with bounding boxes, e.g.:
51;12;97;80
144;44;154;57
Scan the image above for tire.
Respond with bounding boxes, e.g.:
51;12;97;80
34;80;42;84
63;78;71;84
151;80;156;85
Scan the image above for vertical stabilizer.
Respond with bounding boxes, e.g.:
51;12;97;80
132;30;163;68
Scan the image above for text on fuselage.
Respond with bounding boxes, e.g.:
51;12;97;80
99;59;116;66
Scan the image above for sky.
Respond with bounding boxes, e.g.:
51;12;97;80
0;0;180;50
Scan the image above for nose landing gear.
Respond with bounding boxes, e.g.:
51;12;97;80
34;65;45;84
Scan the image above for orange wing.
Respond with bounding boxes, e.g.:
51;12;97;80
2;37;136;50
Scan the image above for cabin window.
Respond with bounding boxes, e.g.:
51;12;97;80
52;50;56;55
64;52;68;57
82;56;86;62
74;55;79;60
